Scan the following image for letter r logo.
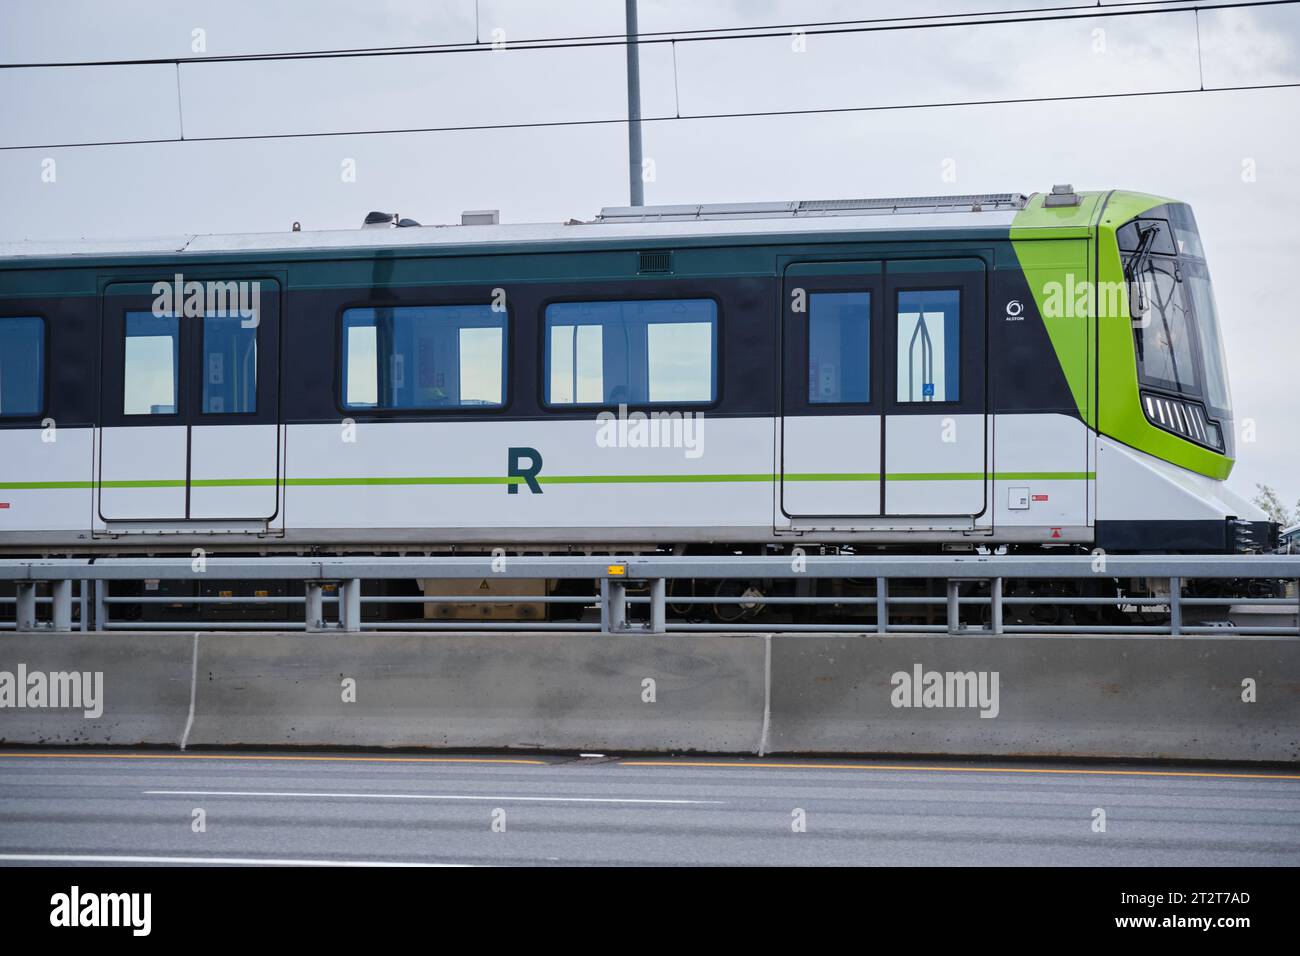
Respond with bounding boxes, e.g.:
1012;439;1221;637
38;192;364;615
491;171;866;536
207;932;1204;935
507;447;543;494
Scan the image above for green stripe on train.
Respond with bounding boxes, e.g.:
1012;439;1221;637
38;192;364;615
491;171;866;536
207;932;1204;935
0;471;1095;490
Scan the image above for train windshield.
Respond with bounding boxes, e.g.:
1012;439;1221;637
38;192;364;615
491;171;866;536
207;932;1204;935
1121;203;1233;451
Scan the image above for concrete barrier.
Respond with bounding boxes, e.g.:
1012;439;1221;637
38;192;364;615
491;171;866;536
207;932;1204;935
0;633;195;747
1;632;767;753
767;633;1300;763
186;632;765;752
1;631;1296;762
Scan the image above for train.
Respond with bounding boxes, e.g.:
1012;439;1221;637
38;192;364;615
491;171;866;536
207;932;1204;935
0;187;1277;625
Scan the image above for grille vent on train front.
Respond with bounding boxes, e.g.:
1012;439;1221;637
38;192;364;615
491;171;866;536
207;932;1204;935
1141;391;1225;452
638;251;672;274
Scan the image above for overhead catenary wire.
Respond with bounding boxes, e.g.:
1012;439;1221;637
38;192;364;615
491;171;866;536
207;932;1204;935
4;81;1297;153
1;0;1296;152
0;0;1292;68
0;0;1229;67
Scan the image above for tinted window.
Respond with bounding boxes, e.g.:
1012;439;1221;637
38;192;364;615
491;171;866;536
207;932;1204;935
202;315;257;414
124;312;179;415
341;305;505;410
1117;219;1177;256
1167;204;1206;259
545;299;717;406
0;317;44;417
808;292;870;404
896;289;960;403
1134;260;1200;395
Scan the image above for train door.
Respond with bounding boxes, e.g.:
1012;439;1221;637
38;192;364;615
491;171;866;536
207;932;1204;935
881;259;987;517
779;261;883;518
97;278;281;527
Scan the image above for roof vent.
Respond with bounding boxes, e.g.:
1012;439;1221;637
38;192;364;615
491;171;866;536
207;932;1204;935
462;209;500;226
1043;184;1081;208
638;251;672;274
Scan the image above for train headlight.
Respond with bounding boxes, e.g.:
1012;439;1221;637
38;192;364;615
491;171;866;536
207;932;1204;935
1141;391;1225;452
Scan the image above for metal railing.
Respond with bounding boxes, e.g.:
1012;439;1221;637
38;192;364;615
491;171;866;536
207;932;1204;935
1;553;1298;636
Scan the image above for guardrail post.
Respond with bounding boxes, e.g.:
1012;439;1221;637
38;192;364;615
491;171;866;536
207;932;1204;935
599;579;608;632
609;580;627;632
50;579;73;632
79;579;89;632
990;577;1004;635
876;577;888;634
15;582;37;631
305;582;326;632
600;578;627;634
94;580;108;632
947;579;961;635
342;579;362;632
1169;576;1182;636
648;577;666;634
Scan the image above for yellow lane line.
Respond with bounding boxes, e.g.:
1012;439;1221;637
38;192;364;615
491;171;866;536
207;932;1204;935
621;760;1300;781
5;752;1293;780
0;752;547;766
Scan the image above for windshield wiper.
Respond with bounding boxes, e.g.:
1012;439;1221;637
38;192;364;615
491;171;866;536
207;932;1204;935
1124;225;1159;316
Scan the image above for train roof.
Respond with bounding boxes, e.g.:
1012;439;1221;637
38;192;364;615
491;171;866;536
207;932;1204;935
0;188;1154;264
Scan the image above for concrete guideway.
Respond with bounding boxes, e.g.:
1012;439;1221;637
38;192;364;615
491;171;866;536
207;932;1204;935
1;750;1297;867
0;630;1296;762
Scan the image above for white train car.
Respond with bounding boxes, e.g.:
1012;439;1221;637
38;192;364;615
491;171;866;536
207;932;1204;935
0;190;1271;559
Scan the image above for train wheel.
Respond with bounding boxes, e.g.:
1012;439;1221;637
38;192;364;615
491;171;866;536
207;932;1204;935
710;579;766;624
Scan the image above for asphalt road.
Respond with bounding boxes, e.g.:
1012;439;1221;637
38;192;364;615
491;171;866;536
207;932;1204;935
1;750;1298;866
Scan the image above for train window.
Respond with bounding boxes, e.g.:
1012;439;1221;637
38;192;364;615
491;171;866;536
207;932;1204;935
0;317;44;417
123;312;180;415
548;323;605;404
202;315;257;414
808;292;870;404
341;305;505;410
896;290;960;403
545;299;717;406
1133;261;1200;396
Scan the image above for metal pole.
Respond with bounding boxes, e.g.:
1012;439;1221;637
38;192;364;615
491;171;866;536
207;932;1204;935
79;579;89;632
601;579;627;633
305;582;325;632
15;582;37;631
648;577;666;634
946;579;961;634
342;579;362;632
94;580;108;632
625;0;644;206
876;577;888;634
611;581;627;632
990;577;1004;635
1169;576;1181;636
599;578;611;632
51;579;73;632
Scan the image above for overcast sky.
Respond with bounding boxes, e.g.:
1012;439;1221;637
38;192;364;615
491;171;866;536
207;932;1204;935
2;0;1297;505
